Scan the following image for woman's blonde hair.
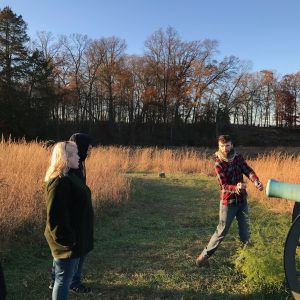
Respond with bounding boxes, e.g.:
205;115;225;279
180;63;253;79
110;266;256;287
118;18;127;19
44;141;78;182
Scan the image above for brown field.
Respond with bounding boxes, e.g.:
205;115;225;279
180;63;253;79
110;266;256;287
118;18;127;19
0;140;131;240
0;140;299;241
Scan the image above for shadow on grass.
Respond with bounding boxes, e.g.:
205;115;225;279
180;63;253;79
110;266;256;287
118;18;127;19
71;282;287;300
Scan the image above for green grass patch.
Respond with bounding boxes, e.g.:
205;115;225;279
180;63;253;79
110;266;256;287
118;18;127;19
3;173;292;299
234;202;290;295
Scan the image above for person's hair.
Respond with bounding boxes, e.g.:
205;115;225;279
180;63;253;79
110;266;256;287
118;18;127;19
44;141;77;182
218;134;232;144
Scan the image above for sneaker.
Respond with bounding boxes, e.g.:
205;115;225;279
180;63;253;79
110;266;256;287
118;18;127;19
49;280;54;290
70;283;91;294
196;253;210;267
241;240;253;249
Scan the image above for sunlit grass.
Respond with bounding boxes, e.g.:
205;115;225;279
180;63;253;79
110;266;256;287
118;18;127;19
0;140;130;239
3;173;289;299
1;141;297;239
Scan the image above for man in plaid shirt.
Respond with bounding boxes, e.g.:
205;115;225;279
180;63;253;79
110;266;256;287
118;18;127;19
196;134;263;267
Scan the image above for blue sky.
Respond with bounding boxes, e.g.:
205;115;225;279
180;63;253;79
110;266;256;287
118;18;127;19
2;0;300;76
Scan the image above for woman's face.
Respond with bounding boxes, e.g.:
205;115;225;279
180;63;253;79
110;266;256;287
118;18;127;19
68;150;80;169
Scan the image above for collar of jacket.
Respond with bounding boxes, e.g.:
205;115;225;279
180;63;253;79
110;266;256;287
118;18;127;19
215;149;237;163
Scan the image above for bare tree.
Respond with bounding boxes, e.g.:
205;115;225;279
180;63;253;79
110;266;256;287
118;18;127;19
280;73;300;127
96;36;127;124
58;33;91;122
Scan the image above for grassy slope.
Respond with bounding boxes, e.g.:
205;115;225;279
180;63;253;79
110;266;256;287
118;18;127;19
3;173;290;299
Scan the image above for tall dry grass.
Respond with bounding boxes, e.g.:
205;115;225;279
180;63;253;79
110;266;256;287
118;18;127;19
0;140;48;236
89;146;298;214
1;141;297;241
0;140;130;239
246;152;300;214
86;147;131;209
91;146;214;175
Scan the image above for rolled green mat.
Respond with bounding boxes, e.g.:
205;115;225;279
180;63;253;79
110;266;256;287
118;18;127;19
266;179;300;203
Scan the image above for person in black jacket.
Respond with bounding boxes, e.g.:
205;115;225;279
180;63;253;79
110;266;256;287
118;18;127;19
45;141;94;300
0;262;7;300
49;134;93;294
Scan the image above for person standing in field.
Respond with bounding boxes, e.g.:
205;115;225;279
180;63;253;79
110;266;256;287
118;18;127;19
49;133;93;294
0;262;7;300
44;141;94;300
196;134;264;267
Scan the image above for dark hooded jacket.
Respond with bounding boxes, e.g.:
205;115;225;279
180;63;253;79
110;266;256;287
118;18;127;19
44;133;94;259
69;133;92;183
44;173;94;259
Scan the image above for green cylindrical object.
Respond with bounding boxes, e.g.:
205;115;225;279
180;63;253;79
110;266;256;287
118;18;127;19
266;179;300;203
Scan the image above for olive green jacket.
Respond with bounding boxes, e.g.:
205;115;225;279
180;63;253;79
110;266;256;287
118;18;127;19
44;173;94;259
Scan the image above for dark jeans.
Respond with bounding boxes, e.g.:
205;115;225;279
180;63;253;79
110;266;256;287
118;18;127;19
51;256;86;288
0;263;6;300
52;257;80;300
202;200;250;257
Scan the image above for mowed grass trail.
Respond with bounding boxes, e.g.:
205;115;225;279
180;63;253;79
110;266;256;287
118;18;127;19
4;173;288;299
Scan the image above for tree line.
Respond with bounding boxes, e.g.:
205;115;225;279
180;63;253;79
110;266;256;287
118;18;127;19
0;6;299;144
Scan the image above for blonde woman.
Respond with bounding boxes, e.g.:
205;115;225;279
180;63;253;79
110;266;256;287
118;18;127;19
44;141;94;300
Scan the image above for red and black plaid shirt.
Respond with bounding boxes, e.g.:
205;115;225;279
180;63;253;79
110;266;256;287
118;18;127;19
215;152;259;205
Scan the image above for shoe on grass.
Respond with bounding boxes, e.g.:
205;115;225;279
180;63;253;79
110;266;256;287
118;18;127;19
70;283;91;293
196;252;210;267
48;280;54;290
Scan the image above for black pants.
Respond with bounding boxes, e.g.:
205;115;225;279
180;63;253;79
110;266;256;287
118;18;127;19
0;263;6;300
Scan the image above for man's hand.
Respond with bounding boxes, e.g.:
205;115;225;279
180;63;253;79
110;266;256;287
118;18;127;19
237;182;247;190
236;182;247;194
255;180;264;191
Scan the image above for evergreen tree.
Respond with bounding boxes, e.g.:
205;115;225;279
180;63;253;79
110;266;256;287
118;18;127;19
0;6;29;85
23;49;57;138
0;6;29;135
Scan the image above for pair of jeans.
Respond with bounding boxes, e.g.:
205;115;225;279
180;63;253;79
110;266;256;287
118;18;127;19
52;257;80;300
202;200;250;257
51;256;86;288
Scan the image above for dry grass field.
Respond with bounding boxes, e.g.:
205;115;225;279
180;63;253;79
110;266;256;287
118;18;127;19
246;152;300;213
0;140;130;239
1;140;299;298
90;145;300;214
0;139;299;239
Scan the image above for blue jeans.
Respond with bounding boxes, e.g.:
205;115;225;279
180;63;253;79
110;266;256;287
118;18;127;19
202;200;250;257
52;257;80;300
51;256;86;288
